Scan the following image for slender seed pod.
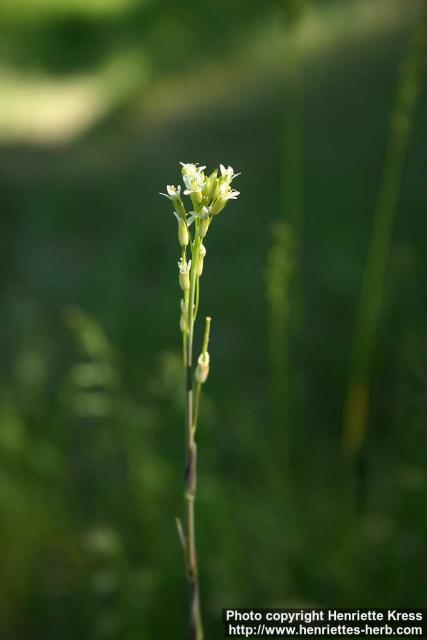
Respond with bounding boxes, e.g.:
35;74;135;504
197;245;206;277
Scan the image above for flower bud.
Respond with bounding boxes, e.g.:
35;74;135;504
204;170;219;200
210;199;226;216
160;184;187;218
192;191;203;205
198;216;209;239
195;352;210;384
178;219;189;247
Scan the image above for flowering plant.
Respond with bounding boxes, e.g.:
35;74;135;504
161;162;240;640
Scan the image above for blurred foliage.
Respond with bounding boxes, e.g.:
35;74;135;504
0;0;303;75
0;0;426;638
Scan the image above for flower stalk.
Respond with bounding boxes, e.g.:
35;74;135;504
161;162;240;640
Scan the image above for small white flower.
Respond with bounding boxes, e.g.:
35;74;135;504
219;164;241;184
228;189;240;199
180;162;206;173
218;182;239;199
187;206;210;227
168;184;181;197
178;258;191;274
210;182;240;215
181;162;206;195
160;184;181;200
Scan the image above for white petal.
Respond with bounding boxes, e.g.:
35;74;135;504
183;175;193;190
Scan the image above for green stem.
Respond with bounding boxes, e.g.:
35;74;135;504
193;383;202;436
194;275;200;323
184;230;203;640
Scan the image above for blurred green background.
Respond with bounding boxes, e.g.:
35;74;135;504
0;0;426;637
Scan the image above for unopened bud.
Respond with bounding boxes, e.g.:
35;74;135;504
178;219;189;247
210;199;226;215
195;352;210;384
198;217;209;239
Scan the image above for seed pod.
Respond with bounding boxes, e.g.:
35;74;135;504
178;219;189;247
178;259;191;291
180;299;188;331
196;244;206;276
179;271;190;291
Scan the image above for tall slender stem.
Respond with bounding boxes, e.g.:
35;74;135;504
169;162;239;640
184;233;204;640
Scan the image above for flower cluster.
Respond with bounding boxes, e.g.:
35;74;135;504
161;162;240;299
161;162;240;243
